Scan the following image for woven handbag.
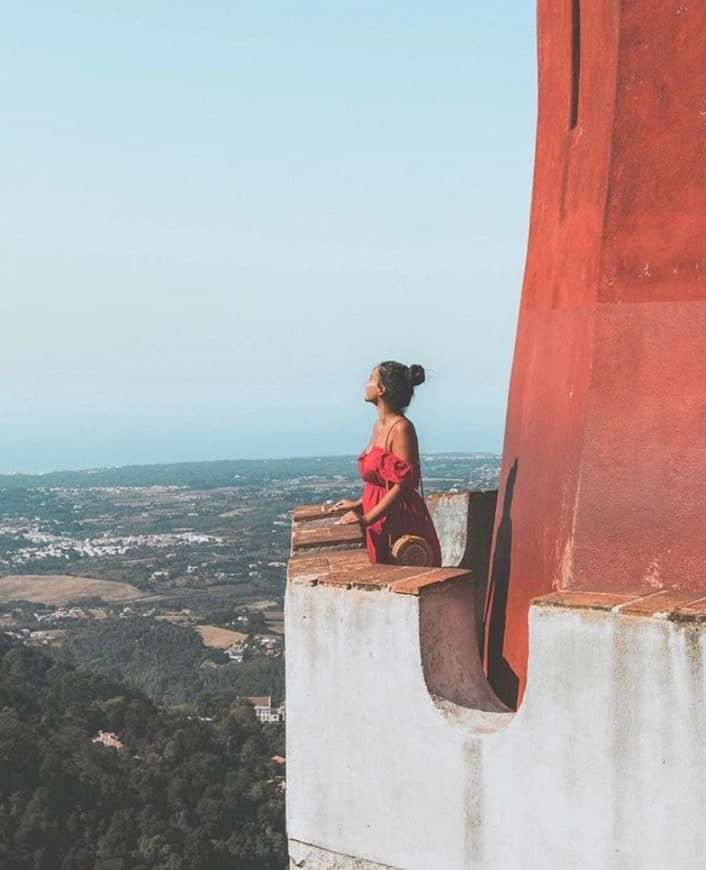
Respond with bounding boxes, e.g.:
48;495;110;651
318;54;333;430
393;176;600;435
389;533;434;567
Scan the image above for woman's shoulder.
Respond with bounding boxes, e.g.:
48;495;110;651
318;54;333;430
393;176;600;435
391;416;416;439
383;416;413;446
388;416;418;460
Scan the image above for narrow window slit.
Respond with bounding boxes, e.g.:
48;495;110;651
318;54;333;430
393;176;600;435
570;0;581;129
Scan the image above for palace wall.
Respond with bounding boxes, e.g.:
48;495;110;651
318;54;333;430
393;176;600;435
484;0;706;706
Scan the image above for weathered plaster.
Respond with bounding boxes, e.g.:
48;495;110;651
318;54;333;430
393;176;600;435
287;576;706;869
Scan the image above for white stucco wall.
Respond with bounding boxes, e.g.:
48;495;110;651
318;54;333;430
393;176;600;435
286;582;706;870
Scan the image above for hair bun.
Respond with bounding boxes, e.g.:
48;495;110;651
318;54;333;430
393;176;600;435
408;364;425;387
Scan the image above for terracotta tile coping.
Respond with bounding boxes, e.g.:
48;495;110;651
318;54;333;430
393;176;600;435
289;552;471;595
288;504;471;595
293;504;348;522
291;522;364;552
533;585;706;622
291;504;365;552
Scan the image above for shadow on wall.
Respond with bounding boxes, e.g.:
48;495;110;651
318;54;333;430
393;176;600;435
426;489;498;650
466;491;498;650
483;458;520;710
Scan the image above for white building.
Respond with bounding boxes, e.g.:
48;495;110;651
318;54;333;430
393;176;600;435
246;695;286;724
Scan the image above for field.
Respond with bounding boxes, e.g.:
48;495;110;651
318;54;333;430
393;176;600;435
195;624;248;648
0;574;153;605
264;610;284;634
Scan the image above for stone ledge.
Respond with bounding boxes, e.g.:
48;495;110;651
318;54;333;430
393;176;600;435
318;565;434;592
533;584;706;621
289;504;472;595
291;504;365;553
288;549;371;583
292;504;348;522
291;522;364;553
288;547;471;595
391;567;473;596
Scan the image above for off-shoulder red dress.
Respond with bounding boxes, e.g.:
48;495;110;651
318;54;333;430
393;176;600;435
358;446;442;566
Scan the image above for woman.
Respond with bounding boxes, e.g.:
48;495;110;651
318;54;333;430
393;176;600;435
333;361;442;566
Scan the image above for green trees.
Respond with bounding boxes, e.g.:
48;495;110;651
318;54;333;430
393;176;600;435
63;616;285;706
0;635;286;868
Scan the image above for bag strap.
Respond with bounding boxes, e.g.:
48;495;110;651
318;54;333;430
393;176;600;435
383;417;404;496
383;416;425;499
382;416;427;558
383;416;404;452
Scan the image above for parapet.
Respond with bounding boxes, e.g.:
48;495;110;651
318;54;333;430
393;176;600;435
291;503;476;596
286;506;706;869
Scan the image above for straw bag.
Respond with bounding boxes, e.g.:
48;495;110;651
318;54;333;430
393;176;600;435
389;533;434;567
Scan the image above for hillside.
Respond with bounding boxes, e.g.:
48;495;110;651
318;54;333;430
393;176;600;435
0;634;286;869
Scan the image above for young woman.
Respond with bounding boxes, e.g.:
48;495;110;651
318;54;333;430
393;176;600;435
334;361;442;566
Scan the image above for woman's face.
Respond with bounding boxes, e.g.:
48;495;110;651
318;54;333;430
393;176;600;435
365;367;382;404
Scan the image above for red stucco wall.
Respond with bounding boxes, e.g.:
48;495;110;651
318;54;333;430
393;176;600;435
484;0;706;708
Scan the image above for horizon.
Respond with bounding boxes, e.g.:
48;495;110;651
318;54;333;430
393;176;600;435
0;447;502;479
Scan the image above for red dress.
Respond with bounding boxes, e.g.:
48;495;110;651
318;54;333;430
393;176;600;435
358;446;442;566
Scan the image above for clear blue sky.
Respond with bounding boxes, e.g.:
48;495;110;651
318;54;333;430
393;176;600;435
1;1;536;473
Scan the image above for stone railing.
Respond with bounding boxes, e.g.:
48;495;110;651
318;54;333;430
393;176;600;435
286;505;706;870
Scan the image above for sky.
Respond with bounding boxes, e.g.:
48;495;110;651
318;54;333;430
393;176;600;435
0;1;537;473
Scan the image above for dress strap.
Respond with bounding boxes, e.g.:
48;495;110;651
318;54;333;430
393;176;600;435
383;416;405;452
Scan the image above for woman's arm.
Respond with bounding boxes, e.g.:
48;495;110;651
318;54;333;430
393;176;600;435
360;484;402;525
339;419;418;526
338;488;401;526
333;497;363;511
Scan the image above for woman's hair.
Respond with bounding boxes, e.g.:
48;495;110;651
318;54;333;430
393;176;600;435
378;361;426;412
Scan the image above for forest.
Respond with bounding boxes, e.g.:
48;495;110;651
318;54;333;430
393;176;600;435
62;617;285;707
0;634;286;869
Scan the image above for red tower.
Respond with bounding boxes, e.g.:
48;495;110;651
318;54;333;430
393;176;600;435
484;0;706;708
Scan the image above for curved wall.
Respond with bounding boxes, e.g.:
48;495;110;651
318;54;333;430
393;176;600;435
484;0;706;707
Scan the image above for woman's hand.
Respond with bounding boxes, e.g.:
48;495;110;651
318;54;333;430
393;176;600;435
332;499;360;511
337;510;365;526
